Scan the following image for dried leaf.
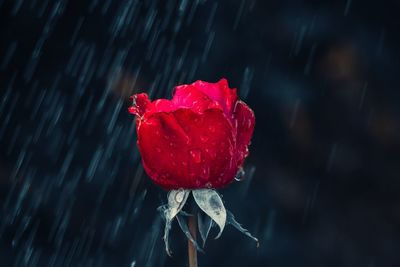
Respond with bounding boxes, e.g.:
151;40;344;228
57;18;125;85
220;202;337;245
192;189;226;239
227;210;259;246
197;212;213;247
161;189;190;256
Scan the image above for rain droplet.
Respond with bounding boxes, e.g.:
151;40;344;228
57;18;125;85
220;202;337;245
234;167;245;181
200;135;209;142
205;182;212;188
155;147;161;153
205;148;216;159
182;161;188;166
189;149;202;163
175;189;185;203
158;174;167;181
169;142;175;147
247;119;252;129
201;166;210;178
208;125;216;133
245;147;249;156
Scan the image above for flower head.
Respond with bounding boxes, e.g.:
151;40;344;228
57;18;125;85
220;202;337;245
129;79;255;190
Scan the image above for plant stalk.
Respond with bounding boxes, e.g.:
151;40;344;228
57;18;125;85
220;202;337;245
188;214;198;267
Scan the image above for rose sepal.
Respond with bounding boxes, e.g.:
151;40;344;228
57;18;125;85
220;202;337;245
159;188;258;255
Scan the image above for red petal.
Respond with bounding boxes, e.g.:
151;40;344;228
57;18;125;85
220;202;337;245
128;93;151;117
172;84;223;113
137;108;237;189
146;99;176;115
233;100;255;166
191;78;237;116
128;93;178;119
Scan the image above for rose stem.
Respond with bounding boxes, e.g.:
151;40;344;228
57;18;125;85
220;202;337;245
188;214;198;267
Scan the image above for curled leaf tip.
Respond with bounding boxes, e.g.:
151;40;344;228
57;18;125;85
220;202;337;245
226;210;259;246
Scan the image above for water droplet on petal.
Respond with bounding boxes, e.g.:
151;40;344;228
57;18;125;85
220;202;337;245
189;149;202;163
247;119;252;129
158;174;167;181
200;135;209;142
234;167;245;181
244;147;249;156
175;189;185;203
201;166;210;179
208;125;216;133
182;161;188;166
155;147;161;153
205;182;212;188
205;148;216;159
229;157;235;168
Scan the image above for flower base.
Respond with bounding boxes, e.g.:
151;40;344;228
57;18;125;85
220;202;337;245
159;189;259;256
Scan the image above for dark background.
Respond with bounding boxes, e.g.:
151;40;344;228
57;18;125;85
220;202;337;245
1;0;400;266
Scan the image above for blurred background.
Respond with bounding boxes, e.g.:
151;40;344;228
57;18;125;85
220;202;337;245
1;0;400;266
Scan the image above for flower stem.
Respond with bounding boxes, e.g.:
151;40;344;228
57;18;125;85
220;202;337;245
188;214;198;267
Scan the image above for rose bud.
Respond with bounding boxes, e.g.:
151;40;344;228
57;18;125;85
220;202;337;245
128;79;255;190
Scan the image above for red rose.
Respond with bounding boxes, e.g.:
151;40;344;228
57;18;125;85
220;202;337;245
128;79;255;190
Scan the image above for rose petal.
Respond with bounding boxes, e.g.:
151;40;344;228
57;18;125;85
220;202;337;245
130;79;235;118
129;94;178;119
172;84;222;113
191;79;237;116
128;93;151;117
146;99;176;115
137;108;236;189
173;108;237;188
137;111;190;189
233;100;255;166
